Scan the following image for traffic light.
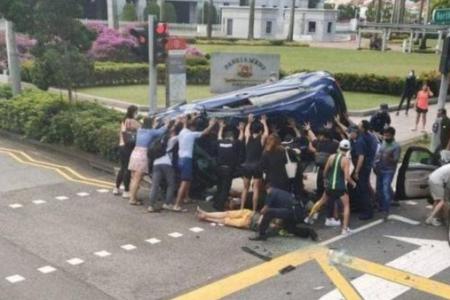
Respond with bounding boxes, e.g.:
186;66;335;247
154;22;169;64
129;27;149;62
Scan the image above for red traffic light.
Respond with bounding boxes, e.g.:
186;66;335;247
155;23;168;35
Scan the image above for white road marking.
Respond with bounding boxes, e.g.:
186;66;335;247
145;238;161;245
94;250;111;257
38;266;57;274
387;214;420;225
321;236;450;300
320;219;384;246
96;189;109;193
426;205;433;209
404;200;418;206
66;258;84;265
189;227;204;233
121;244;137;251
9;203;23;209
55;196;69;201
32;200;46;205
168;232;183;238
77;192;90;197
5;275;25;283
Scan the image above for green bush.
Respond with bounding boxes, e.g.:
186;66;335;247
269;40;285;46
121;3;138;21
0;90;123;161
0;84;13;99
163;2;177;22
144;1;160;20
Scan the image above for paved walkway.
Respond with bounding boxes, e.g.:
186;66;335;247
352;102;450;145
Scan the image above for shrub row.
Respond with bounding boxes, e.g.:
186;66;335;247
0;90;122;161
0;84;12;99
21;61;441;96
188;37;309;47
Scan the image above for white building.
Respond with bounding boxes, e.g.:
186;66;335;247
220;3;338;41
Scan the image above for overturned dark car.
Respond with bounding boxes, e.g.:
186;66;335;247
157;71;349;196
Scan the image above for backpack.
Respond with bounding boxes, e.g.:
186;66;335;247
147;134;178;173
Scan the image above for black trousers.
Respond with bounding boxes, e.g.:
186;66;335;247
116;145;133;191
213;165;234;211
259;207;311;238
397;93;413;113
316;167;325;197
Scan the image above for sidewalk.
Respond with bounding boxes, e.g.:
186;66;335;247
352;102;450;145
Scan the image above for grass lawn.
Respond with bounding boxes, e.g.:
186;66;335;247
196;45;439;77
78;84;400;111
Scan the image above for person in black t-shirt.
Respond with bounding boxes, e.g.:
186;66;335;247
241;114;269;211
213;120;244;211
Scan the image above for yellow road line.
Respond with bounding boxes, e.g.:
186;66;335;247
315;252;362;300
172;246;324;300
343;257;450;299
0;147;114;186
0;150;113;189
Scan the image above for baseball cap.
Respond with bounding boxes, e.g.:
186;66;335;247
339;139;351;151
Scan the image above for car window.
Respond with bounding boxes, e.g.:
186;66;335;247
408;149;434;167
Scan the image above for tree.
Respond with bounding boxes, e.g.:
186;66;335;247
337;4;357;21
198;1;218;24
376;0;383;22
0;0;96;102
163;2;177;22
366;0;393;22
248;0;255;40
308;0;320;8
207;0;214;39
144;0;160;20
287;0;296;42
121;2;138;21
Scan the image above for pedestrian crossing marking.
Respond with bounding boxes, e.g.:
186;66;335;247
146;238;161;244
38;266;57;274
121;244;137;251
189;227;204;233
94;250;111;258
168;232;183;238
9;203;23;209
5;275;25;283
66;258;84;265
32;200;46;205
55;196;69;201
77;192;90;197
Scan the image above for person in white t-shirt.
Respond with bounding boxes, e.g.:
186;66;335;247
172;115;217;212
426;164;450;226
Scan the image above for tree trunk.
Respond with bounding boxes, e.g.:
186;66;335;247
418;0;424;24
287;0;296;42
5;21;22;96
248;0;255;40
399;0;405;23
107;0;119;29
68;88;73;103
207;0;213;39
375;0;382;23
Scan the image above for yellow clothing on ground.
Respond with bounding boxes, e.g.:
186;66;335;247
224;209;254;229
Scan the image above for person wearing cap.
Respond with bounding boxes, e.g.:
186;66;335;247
374;127;401;217
370;104;391;137
323;139;356;235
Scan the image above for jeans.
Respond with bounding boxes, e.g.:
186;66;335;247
213;165;234;211
149;164;176;206
116;145;133;191
356;168;373;217
376;171;395;213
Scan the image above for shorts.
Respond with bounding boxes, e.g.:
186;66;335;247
429;180;445;201
178;157;193;181
325;189;347;199
416;107;428;114
241;163;263;179
128;147;149;173
224;209;254;229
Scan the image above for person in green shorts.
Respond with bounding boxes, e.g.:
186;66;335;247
323;139;357;235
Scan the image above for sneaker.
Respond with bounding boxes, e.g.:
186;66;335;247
162;204;173;210
147;206;160;213
304;216;314;225
122;191;130;199
341;228;353;236
312;212;319;220
325;218;341;227
112;188;120;196
425;217;442;227
249;234;267;241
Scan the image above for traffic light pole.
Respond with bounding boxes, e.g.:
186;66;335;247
148;15;158;114
5;20;22;96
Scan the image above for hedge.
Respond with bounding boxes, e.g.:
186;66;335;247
0;84;13;99
0;90;122;161
21;61;441;96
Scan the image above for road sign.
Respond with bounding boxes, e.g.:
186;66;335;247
433;8;450;24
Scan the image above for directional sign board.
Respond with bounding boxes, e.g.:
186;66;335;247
433;8;450;24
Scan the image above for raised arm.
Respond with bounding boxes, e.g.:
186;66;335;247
201;118;217;137
261;114;269;145
304;122;317;142
244;114;254;144
238;122;245;141
218;119;225;140
287;118;301;137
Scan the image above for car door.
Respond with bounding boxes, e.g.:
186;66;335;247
395;146;439;200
